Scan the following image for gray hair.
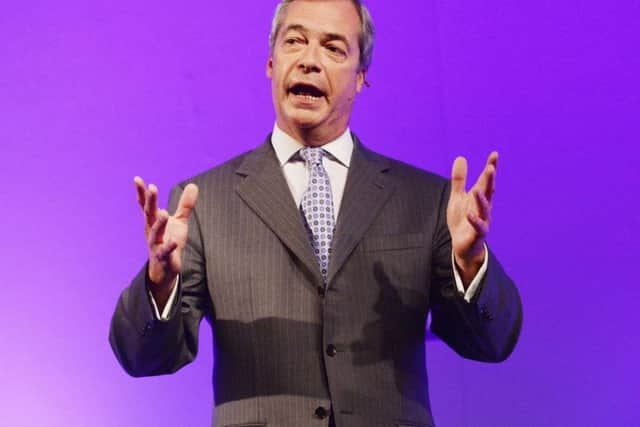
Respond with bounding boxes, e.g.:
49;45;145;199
268;0;375;71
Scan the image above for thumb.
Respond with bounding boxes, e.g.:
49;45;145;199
451;156;468;195
175;183;199;220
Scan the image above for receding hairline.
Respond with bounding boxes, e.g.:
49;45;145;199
269;0;375;71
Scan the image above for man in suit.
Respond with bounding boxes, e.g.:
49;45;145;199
109;1;522;426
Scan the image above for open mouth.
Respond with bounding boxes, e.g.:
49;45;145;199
288;83;326;101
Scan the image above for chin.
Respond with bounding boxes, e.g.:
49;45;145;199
286;109;326;129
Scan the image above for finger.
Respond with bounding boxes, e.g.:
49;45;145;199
487;151;498;170
475;153;498;201
484;151;498;202
451;156;468;196
144;184;159;228
175;183;199;220
148;209;169;246
484;164;496;203
154;239;179;262
474;164;495;203
467;212;489;237
473;189;492;222
134;176;147;210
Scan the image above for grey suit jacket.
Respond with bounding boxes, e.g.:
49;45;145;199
110;135;522;427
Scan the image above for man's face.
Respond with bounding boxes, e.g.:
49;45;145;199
267;0;365;143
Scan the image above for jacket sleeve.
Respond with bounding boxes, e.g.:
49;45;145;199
428;181;523;362
109;183;211;377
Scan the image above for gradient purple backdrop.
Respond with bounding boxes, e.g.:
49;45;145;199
1;1;638;426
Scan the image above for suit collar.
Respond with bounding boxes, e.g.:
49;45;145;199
234;133;395;287
235;137;325;286
326;134;395;284
270;124;354;168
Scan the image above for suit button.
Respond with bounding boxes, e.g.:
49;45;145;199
326;344;337;357
317;286;326;297
315;406;329;419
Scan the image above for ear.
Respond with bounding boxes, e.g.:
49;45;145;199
266;56;273;79
356;69;366;92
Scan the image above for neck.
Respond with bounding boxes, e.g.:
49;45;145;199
276;119;348;147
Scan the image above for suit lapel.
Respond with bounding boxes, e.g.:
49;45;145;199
327;135;395;285
235;137;324;286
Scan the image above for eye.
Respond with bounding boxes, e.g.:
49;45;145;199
284;37;303;46
326;44;346;57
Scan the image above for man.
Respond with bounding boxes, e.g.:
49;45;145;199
109;1;522;426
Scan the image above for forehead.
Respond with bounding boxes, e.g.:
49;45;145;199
280;0;361;42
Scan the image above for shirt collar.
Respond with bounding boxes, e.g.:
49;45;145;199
271;123;353;167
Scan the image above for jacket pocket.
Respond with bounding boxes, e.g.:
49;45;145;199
363;233;425;252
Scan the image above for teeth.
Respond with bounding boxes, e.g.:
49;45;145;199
295;94;321;100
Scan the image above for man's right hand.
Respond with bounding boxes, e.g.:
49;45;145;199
134;177;199;309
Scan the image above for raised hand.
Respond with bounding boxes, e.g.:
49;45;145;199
134;177;199;304
446;152;497;285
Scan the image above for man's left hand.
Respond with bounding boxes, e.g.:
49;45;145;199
447;152;498;287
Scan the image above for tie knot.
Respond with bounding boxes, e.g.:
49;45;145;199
300;147;325;166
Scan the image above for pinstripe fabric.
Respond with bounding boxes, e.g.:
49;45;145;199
110;134;523;427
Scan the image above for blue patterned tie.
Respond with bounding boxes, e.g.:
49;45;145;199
299;147;335;283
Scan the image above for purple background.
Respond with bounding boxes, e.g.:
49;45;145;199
1;1;638;425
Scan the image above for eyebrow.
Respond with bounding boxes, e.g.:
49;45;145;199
282;24;351;48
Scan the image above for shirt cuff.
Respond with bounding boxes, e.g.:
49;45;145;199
451;244;489;303
148;276;180;320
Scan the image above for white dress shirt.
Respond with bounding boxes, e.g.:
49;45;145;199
150;124;487;319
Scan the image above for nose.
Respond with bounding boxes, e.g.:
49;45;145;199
297;43;321;73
